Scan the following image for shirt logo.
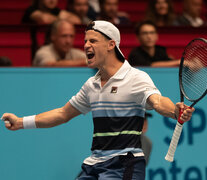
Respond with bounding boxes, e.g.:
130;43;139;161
111;86;118;93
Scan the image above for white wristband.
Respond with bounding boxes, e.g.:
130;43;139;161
23;115;36;129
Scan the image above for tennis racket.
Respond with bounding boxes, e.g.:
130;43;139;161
165;38;207;162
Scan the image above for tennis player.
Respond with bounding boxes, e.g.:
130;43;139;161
2;21;194;180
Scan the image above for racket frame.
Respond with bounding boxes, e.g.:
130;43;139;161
165;38;207;162
179;38;207;107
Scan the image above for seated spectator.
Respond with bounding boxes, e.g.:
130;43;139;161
128;20;180;67
97;0;131;25
145;0;176;27
67;0;92;24
89;0;100;14
87;0;100;20
33;19;86;67
174;0;206;27
0;56;12;66
22;0;81;25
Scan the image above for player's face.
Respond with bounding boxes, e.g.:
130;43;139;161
73;0;89;17
52;22;75;54
84;30;110;68
103;0;119;18
138;24;158;48
43;0;58;9
155;0;169;16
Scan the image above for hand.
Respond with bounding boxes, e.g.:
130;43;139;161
175;103;195;123
1;113;23;131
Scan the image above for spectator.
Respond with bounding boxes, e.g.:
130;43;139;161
67;0;92;24
145;0;176;27
0;56;12;67
174;0;206;27
88;0;100;20
33;19;86;67
89;0;100;14
98;0;131;25
22;0;81;25
128;20;180;67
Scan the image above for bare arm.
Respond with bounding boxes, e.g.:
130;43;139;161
30;10;58;24
30;10;81;25
147;94;194;122
59;10;81;25
2;102;81;130
151;59;180;67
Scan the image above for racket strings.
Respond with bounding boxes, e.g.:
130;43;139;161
182;40;207;101
182;78;205;97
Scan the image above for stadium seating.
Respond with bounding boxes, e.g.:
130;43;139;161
0;25;31;66
0;0;206;66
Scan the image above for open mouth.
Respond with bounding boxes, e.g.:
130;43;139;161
86;52;95;59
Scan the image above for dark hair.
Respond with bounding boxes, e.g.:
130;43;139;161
135;20;157;36
67;0;75;12
85;21;125;62
0;56;12;66
31;0;55;11
145;0;176;26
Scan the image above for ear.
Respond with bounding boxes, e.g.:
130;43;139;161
108;40;116;51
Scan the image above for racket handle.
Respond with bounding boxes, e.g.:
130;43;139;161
165;121;183;162
178;108;184;125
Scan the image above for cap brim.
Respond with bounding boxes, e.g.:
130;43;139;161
115;46;125;61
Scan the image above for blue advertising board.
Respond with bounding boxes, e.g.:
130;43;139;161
0;68;206;180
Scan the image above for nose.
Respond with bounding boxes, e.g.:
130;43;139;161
84;40;91;50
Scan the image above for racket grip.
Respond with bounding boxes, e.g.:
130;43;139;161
165;121;183;162
178;108;184;124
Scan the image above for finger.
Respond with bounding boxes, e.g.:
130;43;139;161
5;121;12;128
1;113;10;120
176;102;184;109
181;112;192;121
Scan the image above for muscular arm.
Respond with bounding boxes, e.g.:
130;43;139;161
2;102;81;130
147;94;177;119
35;102;81;128
147;94;194;122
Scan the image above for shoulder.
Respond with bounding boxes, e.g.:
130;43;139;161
155;45;167;51
33;44;57;65
36;44;54;54
174;15;190;26
129;66;151;81
70;48;85;54
129;47;142;56
22;6;38;23
69;48;86;58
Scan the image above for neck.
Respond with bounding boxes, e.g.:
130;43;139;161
99;57;124;86
55;48;66;59
141;46;155;57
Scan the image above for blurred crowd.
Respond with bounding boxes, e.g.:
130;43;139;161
0;0;207;67
21;0;206;27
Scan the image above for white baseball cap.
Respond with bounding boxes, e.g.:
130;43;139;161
85;20;125;62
